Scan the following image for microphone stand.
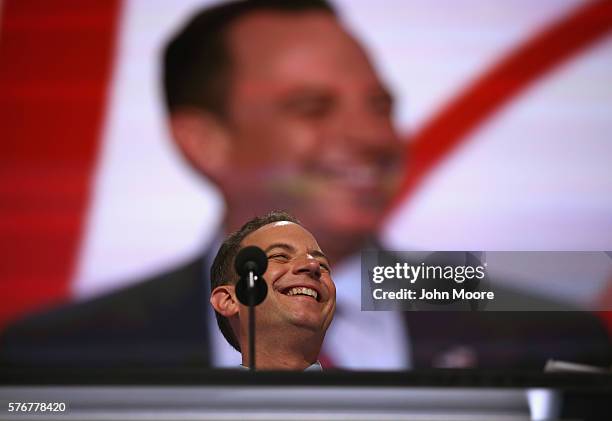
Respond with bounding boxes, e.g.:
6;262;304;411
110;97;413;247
248;271;256;371
234;246;268;372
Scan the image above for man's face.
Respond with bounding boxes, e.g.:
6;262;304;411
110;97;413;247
237;221;336;338
219;11;404;246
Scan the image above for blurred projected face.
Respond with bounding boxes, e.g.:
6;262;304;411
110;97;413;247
238;221;336;338
221;11;404;245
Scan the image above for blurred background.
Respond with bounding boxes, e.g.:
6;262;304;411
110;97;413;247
1;0;611;332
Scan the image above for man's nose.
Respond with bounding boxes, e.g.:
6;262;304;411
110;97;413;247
293;255;321;280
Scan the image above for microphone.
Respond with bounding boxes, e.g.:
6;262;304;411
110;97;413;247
234;246;268;306
234;246;268;277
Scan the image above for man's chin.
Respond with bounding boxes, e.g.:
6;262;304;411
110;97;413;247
288;317;326;334
279;305;327;331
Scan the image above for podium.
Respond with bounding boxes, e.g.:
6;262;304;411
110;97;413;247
1;368;610;420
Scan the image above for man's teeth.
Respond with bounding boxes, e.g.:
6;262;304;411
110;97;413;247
286;287;318;300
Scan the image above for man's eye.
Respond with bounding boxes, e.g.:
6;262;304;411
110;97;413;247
269;254;289;261
319;262;331;272
295;102;332;119
282;96;335;120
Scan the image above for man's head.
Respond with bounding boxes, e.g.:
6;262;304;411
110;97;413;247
164;0;404;262
209;211;336;364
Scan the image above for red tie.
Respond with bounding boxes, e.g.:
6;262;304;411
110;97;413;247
318;352;336;369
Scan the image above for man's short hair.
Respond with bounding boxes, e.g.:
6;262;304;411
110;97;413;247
210;210;301;351
163;0;336;117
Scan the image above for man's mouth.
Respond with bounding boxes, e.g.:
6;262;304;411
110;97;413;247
316;165;382;189
282;286;319;302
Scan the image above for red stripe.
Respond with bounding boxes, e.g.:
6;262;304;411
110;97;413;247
0;0;121;329
393;0;612;208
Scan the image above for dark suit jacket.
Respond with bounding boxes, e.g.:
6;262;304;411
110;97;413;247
1;252;610;369
0;255;212;368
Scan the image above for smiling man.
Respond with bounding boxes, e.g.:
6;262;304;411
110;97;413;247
209;211;336;370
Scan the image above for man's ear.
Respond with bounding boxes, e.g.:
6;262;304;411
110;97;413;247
169;108;231;181
210;284;239;318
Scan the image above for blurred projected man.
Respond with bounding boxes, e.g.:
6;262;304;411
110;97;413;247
163;0;406;369
2;0;609;370
209;211;335;370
